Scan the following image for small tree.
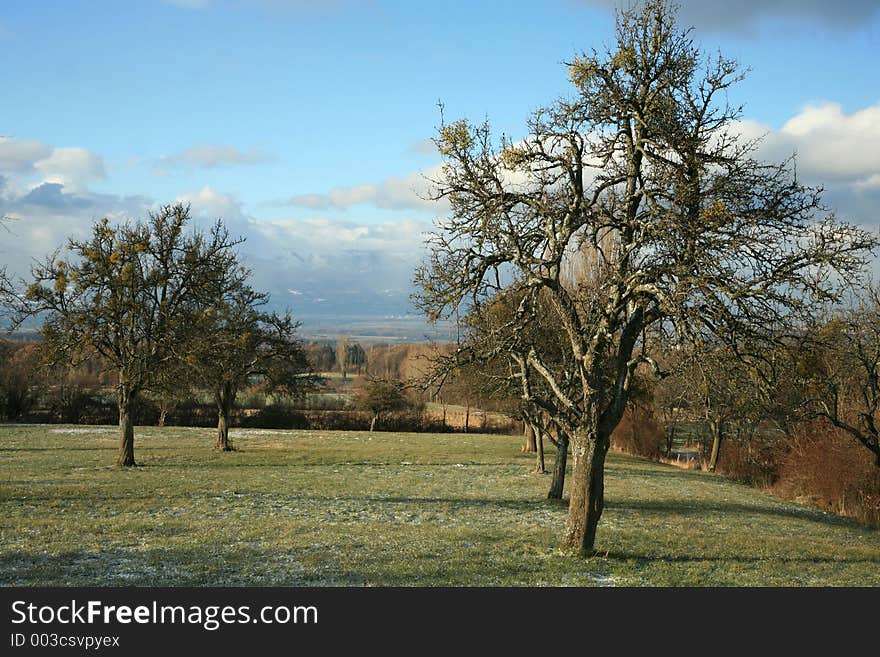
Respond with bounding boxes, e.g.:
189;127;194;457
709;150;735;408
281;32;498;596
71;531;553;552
0;341;42;421
356;378;410;431
7;203;242;466
797;291;880;467
190;278;314;451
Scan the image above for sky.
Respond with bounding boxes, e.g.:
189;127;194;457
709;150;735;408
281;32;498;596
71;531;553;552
2;0;879;336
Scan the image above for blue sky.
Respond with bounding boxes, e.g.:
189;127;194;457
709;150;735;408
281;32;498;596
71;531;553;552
2;0;879;334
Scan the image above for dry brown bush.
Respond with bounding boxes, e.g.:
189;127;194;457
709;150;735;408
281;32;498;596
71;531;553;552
715;438;781;488
611;406;665;460
774;420;880;527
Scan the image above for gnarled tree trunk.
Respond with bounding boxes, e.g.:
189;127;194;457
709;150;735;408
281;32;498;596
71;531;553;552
707;419;723;472
116;384;136;467
522;422;537;452
534;423;545;473
561;425;609;554
548;431;569;500
215;383;236;451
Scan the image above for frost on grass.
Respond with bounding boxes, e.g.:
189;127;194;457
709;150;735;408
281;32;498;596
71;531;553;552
50;428;115;434
3;426;880;586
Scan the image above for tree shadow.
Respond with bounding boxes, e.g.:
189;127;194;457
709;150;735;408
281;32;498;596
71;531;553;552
603;498;859;528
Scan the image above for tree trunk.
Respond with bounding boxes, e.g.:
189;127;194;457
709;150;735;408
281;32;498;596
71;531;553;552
534;424;545;473
665;424;676;457
215;406;233;451
158;406;168;428
116;392;136;467
464;402;470;433
522;422;537;452
370;414;378;432
215;384;236;451
561;426;608;554
707;420;723;472
548;432;568;500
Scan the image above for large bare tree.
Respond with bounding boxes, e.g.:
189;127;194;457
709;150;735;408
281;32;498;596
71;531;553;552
416;0;876;554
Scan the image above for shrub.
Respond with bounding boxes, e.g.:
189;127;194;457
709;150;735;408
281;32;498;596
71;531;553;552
611;406;665;460
775;420;880;527
715;437;780;487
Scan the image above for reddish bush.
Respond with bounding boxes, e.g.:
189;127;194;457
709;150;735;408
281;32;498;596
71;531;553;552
715;438;780;488
611;406;665;460
775;420;880;527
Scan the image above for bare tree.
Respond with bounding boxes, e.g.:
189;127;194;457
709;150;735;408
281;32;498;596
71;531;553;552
676;344;766;472
416;0;876;554
798;290;880;467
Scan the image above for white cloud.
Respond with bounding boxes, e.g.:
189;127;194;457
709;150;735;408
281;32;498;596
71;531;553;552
33;147;107;192
775;102;880;183
155;144;270;173
0;138;53;173
281;166;447;212
175;185;247;222
257;215;429;256
731;101;880;192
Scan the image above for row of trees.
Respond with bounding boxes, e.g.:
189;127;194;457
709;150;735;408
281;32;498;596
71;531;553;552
1;204;314;465
415;0;878;554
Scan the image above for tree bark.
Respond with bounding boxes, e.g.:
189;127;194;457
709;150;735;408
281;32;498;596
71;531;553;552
215;384;236;451
158;406;168;428
522;422;537;452
548;431;568;500
664;424;677;457
707;419;723;472
370;414;378;432
116;390;136;467
561;426;608;554
534;424;546;473
215;406;233;451
464;402;470;433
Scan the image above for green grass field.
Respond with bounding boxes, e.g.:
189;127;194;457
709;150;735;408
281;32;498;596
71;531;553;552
1;424;878;586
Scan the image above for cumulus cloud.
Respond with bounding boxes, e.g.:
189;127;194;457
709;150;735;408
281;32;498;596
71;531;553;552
155;144;270;174
772;102;880;183
0;138;53;173
0;138;106;194
575;0;880;33
726;101;880;225
242;215;432;320
33;147;106;192
175;185;248;222
279;166;446;212
164;187;433;319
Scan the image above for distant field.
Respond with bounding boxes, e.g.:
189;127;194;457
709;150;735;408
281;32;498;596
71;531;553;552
1;425;878;586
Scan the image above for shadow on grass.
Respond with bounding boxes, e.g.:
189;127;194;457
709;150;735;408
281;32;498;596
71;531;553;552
2;540;878;587
0;546;537;587
603;498;859;527
599;550;880;564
